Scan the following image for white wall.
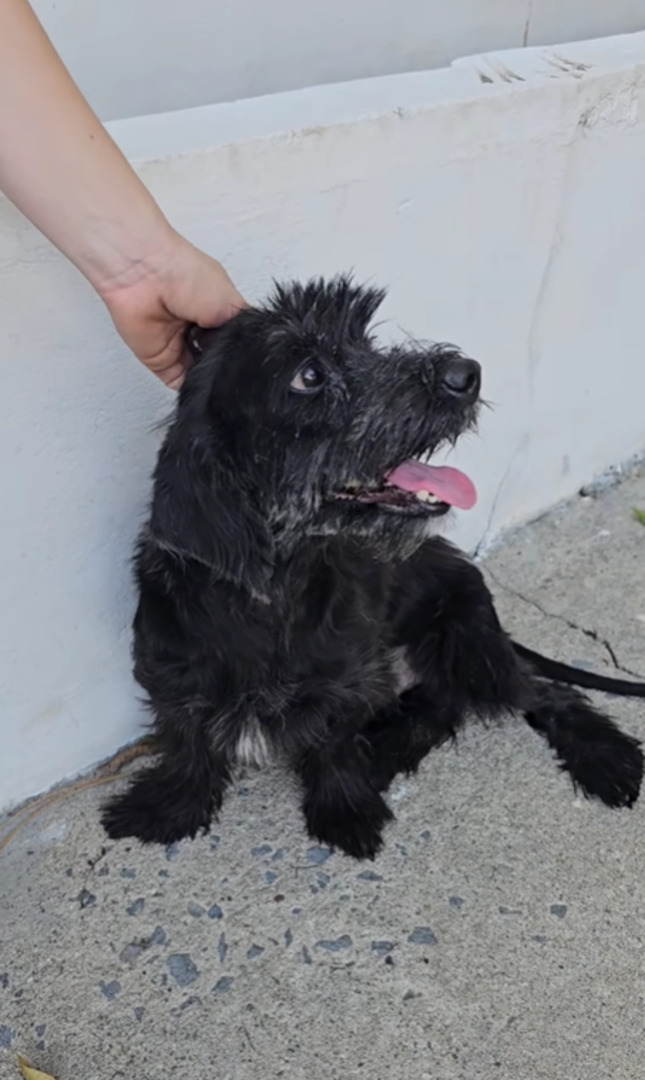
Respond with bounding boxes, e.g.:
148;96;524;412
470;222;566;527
2;33;645;811
33;0;645;121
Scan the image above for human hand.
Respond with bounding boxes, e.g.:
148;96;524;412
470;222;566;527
101;231;246;390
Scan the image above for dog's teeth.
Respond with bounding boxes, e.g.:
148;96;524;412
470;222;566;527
345;480;361;491
415;490;440;504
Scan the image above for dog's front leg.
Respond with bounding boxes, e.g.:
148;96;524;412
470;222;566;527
294;730;394;860
102;703;231;845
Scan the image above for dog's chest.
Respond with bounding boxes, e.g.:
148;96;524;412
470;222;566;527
231;550;408;766
235;715;273;768
284;555;390;663
277;555;409;694
390;646;418;694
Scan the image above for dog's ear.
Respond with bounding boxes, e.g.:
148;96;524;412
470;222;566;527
185;323;221;363
149;417;275;596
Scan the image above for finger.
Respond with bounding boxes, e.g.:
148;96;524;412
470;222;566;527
140;329;192;390
191;291;249;331
159;358;189;391
143;351;188;390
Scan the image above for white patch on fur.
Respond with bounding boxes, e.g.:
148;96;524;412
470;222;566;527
250;589;272;606
391;647;419;694
236;717;272;767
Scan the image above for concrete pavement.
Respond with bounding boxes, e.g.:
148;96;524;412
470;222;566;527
2;467;644;1080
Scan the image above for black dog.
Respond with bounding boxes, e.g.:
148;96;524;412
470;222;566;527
102;277;645;859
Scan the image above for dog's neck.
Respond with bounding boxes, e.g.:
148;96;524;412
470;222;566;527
149;531;273;606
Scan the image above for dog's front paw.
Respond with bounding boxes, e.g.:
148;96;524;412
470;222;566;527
570;731;643;809
102;775;213;845
304;790;394;860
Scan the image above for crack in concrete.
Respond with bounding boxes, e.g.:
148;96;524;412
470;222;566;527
474;113;582;563
473;459;513;560
486;566;645;680
473;433;530;559
522;0;534;49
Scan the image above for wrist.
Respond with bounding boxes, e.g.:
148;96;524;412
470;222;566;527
86;212;182;303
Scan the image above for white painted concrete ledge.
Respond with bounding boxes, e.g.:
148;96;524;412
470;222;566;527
2;32;645;810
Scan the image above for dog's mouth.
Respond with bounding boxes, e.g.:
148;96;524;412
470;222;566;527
330;459;477;517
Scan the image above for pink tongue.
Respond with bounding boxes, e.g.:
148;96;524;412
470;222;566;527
385;461;477;510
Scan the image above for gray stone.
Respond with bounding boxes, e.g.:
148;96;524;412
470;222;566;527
305;846;332;864
315;935;352;952
167;954;199;988
0;1027;14;1049
407;927;438;946
550;904;568;919
99;980;121;1000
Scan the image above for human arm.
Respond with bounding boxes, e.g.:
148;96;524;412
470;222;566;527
0;0;245;388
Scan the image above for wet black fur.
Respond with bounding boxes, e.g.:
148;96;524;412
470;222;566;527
102;277;644;859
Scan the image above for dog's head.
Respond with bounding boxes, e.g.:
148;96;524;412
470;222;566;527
150;277;480;592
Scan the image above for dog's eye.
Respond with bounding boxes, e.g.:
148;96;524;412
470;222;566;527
290;363;325;394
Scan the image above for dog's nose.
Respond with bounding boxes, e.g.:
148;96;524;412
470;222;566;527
440;356;481;401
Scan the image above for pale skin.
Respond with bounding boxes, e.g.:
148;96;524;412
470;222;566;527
0;0;246;389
